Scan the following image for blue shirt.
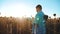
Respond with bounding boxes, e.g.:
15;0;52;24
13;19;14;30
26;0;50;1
33;11;45;26
32;11;46;34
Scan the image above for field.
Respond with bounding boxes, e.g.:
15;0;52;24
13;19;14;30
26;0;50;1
0;16;60;34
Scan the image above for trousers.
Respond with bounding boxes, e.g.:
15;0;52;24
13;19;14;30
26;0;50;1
32;23;46;34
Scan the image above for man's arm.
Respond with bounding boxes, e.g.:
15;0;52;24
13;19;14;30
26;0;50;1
33;16;41;28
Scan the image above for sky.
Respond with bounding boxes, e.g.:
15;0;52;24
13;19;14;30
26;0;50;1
0;0;60;18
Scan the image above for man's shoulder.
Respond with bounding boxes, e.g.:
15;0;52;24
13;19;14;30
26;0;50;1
39;11;44;15
40;11;44;14
36;12;44;17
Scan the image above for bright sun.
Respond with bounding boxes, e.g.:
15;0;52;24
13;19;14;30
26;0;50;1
1;4;35;17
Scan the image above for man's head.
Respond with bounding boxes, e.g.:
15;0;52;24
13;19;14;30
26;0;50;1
36;4;42;12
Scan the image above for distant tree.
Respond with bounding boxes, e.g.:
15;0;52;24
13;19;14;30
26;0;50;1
53;14;56;18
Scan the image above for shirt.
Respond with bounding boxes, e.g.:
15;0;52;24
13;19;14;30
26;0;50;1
33;11;45;26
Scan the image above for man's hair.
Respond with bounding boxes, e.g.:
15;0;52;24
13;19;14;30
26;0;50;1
36;4;42;9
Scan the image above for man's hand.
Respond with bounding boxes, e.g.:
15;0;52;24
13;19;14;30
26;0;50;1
34;24;38;28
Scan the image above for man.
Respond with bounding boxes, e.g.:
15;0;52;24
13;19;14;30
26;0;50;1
32;4;46;34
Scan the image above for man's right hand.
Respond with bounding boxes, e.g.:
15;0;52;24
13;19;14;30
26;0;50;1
34;24;38;28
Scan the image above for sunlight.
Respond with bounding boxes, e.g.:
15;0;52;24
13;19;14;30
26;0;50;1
1;4;33;17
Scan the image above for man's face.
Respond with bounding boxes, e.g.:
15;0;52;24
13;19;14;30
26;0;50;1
36;7;41;12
